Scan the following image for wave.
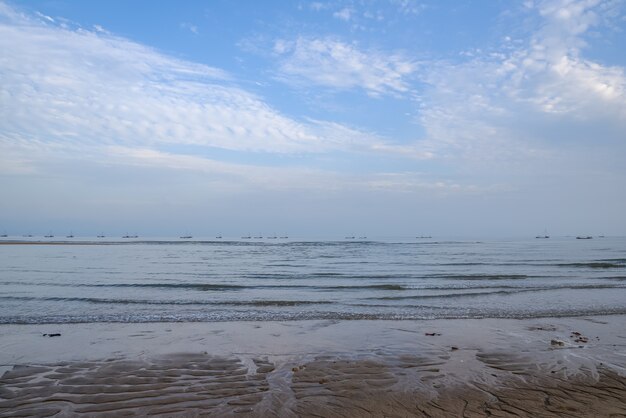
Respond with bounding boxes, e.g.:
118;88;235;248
556;262;625;269
325;284;407;290
3;306;626;324
214;300;333;307
0;281;412;292
370;284;626;300
0;295;333;306
597;258;626;263
425;274;529;280
6;282;623;306
89;283;247;291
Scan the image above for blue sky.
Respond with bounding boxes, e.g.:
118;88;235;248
1;0;625;237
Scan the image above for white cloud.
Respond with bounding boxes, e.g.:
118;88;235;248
273;37;417;96
0;1;443;204
309;2;328;12
0;5;414;165
35;11;54;23
391;0;427;16
180;22;199;35
414;0;626;167
333;7;353;21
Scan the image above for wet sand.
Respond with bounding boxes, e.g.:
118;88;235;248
1;317;626;417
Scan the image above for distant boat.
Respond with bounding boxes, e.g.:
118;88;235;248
0;234;7;237
358;236;367;239
280;236;288;239
44;234;54;238
576;236;593;240
97;234;105;238
345;236;355;239
267;234;277;239
215;234;222;239
122;234;138;238
416;236;432;239
535;229;550;239
179;235;193;239
23;234;33;237
241;234;251;239
66;232;74;238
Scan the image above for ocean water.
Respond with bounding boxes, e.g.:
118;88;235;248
0;237;625;324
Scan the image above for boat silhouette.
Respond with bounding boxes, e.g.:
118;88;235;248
536;228;550;239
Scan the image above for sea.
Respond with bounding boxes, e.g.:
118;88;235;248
0;237;625;324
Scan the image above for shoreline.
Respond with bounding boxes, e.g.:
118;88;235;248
2;316;625;416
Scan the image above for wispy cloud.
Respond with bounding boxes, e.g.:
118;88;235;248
0;5;412;165
309;2;329;12
414;0;626;167
0;1;438;200
272;37;417;96
391;0;428;16
333;7;353;21
180;22;199;35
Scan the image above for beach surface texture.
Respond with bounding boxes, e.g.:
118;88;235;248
1;317;626;417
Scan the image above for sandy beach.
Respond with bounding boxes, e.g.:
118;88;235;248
1;316;625;417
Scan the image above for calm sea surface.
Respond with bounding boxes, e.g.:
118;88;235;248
1;237;625;324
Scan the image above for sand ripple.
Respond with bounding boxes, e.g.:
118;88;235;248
0;354;274;417
2;350;626;417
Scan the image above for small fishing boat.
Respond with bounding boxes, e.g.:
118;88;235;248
536;228;549;239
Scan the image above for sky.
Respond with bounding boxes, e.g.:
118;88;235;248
1;0;625;238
